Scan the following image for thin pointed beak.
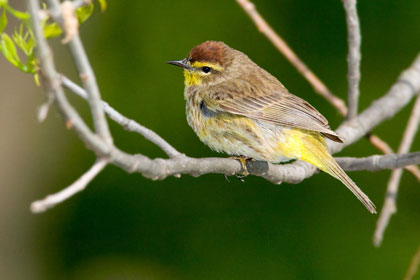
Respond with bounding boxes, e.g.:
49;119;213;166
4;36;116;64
167;59;191;70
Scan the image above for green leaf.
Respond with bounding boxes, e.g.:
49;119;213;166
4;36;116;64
0;0;7;7
0;8;7;33
5;5;29;20
25;51;36;73
12;23;35;55
0;33;23;68
25;36;35;53
76;3;94;23
43;22;62;39
13;29;26;54
98;0;107;12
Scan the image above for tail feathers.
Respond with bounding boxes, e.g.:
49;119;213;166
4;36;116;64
299;135;376;214
322;157;377;214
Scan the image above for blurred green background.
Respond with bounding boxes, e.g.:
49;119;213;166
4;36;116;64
1;0;420;279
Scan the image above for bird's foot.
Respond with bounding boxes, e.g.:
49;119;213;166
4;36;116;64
230;156;253;181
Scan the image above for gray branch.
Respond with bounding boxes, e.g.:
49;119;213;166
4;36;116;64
343;0;362;120
62;76;420;174
336;152;420;171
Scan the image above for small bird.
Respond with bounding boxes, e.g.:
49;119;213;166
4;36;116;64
168;41;376;214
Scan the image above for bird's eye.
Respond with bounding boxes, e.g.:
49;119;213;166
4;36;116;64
201;66;212;73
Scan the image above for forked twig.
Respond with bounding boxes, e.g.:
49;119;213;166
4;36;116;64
48;0;113;144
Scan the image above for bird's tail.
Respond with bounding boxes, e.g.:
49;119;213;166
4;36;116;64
298;133;377;214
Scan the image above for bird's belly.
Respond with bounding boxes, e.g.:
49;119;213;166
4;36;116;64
187;105;293;163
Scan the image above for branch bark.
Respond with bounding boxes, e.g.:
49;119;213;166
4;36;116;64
342;0;361;119
336;152;420;171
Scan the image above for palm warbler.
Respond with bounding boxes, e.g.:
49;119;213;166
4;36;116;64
168;41;376;214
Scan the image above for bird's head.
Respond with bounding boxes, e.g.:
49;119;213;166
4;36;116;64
168;41;241;87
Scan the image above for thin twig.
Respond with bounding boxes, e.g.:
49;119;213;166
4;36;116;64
342;0;361;120
404;245;420;280
37;94;54;122
48;0;113;144
405;165;420;181
374;95;420;247
60;75;181;158
30;159;108;213
236;0;347;115
236;0;420;181
367;134;393;154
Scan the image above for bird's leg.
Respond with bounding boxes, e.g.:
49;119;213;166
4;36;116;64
231;156;252;180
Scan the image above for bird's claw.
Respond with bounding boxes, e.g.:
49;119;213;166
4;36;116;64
230;156;251;181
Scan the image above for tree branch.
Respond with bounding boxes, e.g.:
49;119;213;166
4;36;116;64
61;76;420;174
336;152;420;171
30;159;108;213
48;0;113;144
62;75;420;173
367;134;420;182
374;95;420;247
342;0;361;120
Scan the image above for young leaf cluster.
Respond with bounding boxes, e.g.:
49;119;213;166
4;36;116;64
0;0;106;84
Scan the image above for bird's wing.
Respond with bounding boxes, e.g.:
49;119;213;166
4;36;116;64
204;86;343;143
